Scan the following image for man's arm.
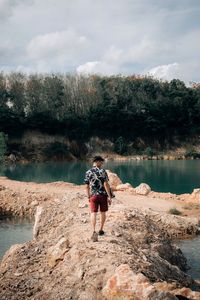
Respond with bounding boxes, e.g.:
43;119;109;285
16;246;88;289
104;181;112;205
86;184;91;201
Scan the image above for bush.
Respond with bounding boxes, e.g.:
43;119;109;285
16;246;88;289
143;147;155;157
0;132;7;161
185;147;200;159
168;207;182;215
43;142;69;159
114;136;127;155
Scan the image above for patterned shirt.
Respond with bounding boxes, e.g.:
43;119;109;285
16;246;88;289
84;166;109;196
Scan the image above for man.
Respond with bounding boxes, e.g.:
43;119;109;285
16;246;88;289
84;155;112;241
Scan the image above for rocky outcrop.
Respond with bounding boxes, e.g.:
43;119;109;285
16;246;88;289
103;264;200;300
134;183;151;195
106;170;122;190
0;177;200;299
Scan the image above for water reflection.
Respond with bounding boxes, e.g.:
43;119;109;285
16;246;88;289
1;160;200;194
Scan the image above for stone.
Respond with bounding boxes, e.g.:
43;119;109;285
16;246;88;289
102;264;177;300
9;154;16;162
106;170;122;190
33;206;43;238
47;237;70;267
191;188;200;203
134;183;151;195
115;183;134;191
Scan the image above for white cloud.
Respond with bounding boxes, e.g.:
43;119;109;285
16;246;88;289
25;29;88;72
0;0;199;82
27;29;87;60
147;63;180;81
77;61;118;75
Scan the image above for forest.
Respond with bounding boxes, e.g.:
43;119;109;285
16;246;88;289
0;72;200;147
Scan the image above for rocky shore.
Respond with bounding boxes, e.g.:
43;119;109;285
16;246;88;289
0;174;200;299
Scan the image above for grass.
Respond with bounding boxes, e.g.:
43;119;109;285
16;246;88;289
168;207;182;215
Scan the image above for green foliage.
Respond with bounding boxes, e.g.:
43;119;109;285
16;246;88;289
168;207;182;215
0;132;7;161
143;147;155;157
0;72;200;145
184;147;200;159
114;137;127;155
43;142;69;159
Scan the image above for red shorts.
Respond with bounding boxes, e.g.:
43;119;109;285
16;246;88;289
89;195;108;213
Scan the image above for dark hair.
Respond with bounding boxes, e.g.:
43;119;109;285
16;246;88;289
93;155;105;162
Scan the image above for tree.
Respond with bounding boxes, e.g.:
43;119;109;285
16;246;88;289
0;132;7;161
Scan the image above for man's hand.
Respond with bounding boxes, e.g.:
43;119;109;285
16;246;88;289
108;197;112;205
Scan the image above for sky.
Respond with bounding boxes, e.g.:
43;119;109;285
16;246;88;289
0;0;200;83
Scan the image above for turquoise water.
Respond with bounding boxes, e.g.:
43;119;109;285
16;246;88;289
178;237;200;279
1;160;200;194
0;217;33;259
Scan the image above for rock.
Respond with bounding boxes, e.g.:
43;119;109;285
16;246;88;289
154;282;200;300
8;154;16;162
115;183;134;191
134;183;151;195
47;237;70;267
33;206;43;238
78;202;88;208
103;264;177;300
191;188;200;203
106;170;122;190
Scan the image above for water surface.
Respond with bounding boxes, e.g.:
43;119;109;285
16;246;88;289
178;237;200;279
0;217;33;259
1;160;200;194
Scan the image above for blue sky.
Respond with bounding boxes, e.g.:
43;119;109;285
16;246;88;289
0;0;200;83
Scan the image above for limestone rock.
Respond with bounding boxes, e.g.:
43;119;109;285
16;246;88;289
115;183;134;191
154;282;200;300
192;188;200;203
47;237;70;267
33;205;43;238
106;170;122;190
135;183;151;195
103;264;177;300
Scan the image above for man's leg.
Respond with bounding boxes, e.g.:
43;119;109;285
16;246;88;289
91;212;97;232
100;211;106;231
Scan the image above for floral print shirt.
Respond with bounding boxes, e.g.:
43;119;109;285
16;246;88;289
84;166;109;196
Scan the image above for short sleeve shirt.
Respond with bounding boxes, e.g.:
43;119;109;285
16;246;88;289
84;166;109;196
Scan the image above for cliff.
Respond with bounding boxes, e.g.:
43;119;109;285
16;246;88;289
0;175;200;299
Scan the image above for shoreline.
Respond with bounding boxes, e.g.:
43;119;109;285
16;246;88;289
4;153;200;164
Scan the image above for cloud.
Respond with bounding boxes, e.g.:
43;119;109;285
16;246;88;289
147;63;180;81
77;61;119;75
26;29;88;72
0;0;199;82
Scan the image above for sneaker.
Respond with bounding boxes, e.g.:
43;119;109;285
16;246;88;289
91;231;98;242
98;230;105;236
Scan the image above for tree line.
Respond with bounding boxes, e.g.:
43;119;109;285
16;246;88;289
0;72;200;145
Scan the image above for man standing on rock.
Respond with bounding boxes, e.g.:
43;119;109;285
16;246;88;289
84;156;112;241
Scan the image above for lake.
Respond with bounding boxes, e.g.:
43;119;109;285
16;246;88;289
0;217;33;259
178;237;200;279
1;160;200;194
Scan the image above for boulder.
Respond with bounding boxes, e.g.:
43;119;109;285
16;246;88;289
106;170;122;190
115;183;134;191
191;188;200;203
47;237;70;267
103;264;177;300
33;205;43;238
134;183;151;195
154;282;200;300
